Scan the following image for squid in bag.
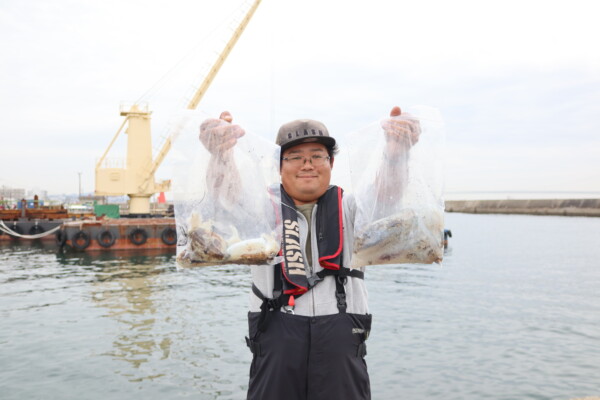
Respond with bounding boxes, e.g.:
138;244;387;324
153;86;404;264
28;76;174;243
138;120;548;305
347;106;445;268
172;112;282;267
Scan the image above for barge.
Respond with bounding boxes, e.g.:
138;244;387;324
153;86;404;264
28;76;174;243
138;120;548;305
1;201;176;253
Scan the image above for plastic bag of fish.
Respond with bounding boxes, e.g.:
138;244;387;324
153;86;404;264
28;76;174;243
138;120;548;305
171;111;282;267
346;106;446;267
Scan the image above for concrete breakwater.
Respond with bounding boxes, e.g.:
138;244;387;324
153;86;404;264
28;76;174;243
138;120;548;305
445;198;600;217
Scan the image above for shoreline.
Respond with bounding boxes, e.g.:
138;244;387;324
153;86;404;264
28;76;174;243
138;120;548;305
445;198;600;217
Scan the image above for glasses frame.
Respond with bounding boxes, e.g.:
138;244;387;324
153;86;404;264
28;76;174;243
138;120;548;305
281;155;331;167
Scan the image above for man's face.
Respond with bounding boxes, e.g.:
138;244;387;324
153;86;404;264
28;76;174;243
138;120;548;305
280;142;334;205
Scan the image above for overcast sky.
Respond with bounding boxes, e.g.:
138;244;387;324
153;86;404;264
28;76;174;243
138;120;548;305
1;0;599;199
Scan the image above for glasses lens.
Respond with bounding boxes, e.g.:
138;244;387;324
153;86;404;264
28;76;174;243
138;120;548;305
290;157;304;166
311;155;326;166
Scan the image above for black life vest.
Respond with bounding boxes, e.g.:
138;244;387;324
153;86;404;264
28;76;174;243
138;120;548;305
251;185;364;333
278;184;344;296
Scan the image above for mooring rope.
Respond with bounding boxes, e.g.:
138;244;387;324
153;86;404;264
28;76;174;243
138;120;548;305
0;220;63;239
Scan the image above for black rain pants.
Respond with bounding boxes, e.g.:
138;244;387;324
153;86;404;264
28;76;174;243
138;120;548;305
246;311;372;400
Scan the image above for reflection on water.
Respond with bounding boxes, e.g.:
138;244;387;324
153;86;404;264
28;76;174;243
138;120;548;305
55;249;176;269
92;264;167;377
58;250;177;381
54;248;251;397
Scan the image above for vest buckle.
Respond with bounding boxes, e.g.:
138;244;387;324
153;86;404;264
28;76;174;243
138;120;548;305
283;305;295;314
335;291;347;311
283;295;295;314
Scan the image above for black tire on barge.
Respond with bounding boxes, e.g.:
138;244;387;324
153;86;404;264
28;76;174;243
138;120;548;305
8;223;22;240
71;230;91;250
29;225;45;235
97;230;116;248
160;227;177;245
129;228;148;246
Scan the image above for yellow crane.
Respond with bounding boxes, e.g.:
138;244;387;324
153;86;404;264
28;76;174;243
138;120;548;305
95;0;262;215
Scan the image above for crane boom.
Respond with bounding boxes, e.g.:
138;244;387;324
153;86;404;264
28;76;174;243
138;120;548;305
187;0;262;110
144;0;262;186
96;0;263;215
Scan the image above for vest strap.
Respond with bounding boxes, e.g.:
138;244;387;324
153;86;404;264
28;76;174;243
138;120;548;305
334;267;351;313
252;283;290;332
253;267;364;319
316;268;364;280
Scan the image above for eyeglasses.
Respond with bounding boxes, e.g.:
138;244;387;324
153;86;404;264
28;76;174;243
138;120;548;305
282;155;331;167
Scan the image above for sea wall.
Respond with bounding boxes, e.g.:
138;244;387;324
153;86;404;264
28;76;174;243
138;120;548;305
445;199;600;217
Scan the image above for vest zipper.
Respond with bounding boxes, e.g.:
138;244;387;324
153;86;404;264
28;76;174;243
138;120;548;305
311;205;318;316
318;199;326;242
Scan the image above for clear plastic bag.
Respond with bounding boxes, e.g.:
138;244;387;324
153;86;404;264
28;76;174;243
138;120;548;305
171;112;282;267
347;106;445;267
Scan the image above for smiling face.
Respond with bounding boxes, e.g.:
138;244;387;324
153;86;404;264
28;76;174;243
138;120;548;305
280;142;334;205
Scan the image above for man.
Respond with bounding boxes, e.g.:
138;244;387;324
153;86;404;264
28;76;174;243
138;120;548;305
199;106;419;400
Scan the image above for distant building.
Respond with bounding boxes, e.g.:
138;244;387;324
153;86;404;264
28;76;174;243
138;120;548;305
0;185;26;201
27;189;48;201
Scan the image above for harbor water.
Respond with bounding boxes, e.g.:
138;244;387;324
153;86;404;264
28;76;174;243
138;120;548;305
1;212;599;399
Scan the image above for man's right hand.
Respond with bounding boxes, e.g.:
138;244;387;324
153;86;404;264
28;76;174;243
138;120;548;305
381;106;421;160
199;111;245;155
